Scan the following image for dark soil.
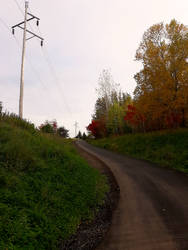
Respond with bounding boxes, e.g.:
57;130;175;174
60;143;120;250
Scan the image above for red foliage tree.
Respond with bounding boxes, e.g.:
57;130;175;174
165;112;182;128
52;121;58;132
87;119;106;138
124;105;145;131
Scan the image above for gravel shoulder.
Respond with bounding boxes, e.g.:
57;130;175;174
76;140;188;250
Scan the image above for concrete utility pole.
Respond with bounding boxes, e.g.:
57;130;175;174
12;1;44;119
19;0;28;119
74;121;78;138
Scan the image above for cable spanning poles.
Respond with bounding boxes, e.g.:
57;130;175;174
12;1;44;118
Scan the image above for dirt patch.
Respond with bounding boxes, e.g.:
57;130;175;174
60;143;120;250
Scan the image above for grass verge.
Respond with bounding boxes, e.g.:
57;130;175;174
89;129;188;173
0;114;108;249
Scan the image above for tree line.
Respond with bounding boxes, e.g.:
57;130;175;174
0;103;70;138
39;120;69;138
87;19;188;138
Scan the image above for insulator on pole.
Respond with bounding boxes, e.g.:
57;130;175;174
36;20;39;26
12;28;15;35
41;40;43;47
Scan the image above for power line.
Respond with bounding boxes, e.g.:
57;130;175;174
12;1;44;118
40;46;72;114
0;15;68;123
0;17;46;90
15;2;73;116
13;0;24;15
0;16;44;96
0;17;75;135
0;16;11;31
0;14;62;116
35;22;72;114
0;16;21;48
13;0;38;39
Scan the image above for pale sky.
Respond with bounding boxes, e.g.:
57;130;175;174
0;0;188;137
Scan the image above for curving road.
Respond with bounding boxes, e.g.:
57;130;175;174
76;140;188;250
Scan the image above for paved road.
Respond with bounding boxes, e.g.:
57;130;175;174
76;140;188;250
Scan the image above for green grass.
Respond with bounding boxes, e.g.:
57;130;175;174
0;114;108;249
89;129;188;173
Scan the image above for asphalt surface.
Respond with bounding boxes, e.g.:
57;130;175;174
76;140;188;250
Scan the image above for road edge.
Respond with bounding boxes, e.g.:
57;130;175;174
60;140;120;250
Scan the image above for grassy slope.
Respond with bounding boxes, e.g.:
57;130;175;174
89;129;188;173
0;116;108;250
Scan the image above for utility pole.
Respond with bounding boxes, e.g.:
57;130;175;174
74;121;78;138
12;1;44;119
19;0;28;119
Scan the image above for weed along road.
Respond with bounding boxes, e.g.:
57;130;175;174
76;140;188;250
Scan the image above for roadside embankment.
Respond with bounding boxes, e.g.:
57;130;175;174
88;129;188;173
0;115;108;249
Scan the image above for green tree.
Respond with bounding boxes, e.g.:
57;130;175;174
107;102;125;134
39;121;54;134
57;126;69;138
90;70;133;137
93;97;107;120
76;131;82;139
82;132;87;140
0;102;2;115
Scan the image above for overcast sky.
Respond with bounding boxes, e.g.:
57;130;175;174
0;0;188;136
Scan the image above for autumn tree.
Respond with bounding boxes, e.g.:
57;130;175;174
87;120;106;138
88;70;133;138
134;19;188;130
124;105;145;132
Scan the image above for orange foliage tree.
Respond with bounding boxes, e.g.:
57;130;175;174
134;19;188;130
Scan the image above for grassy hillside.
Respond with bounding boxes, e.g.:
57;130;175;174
0;114;108;249
89;129;188;173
